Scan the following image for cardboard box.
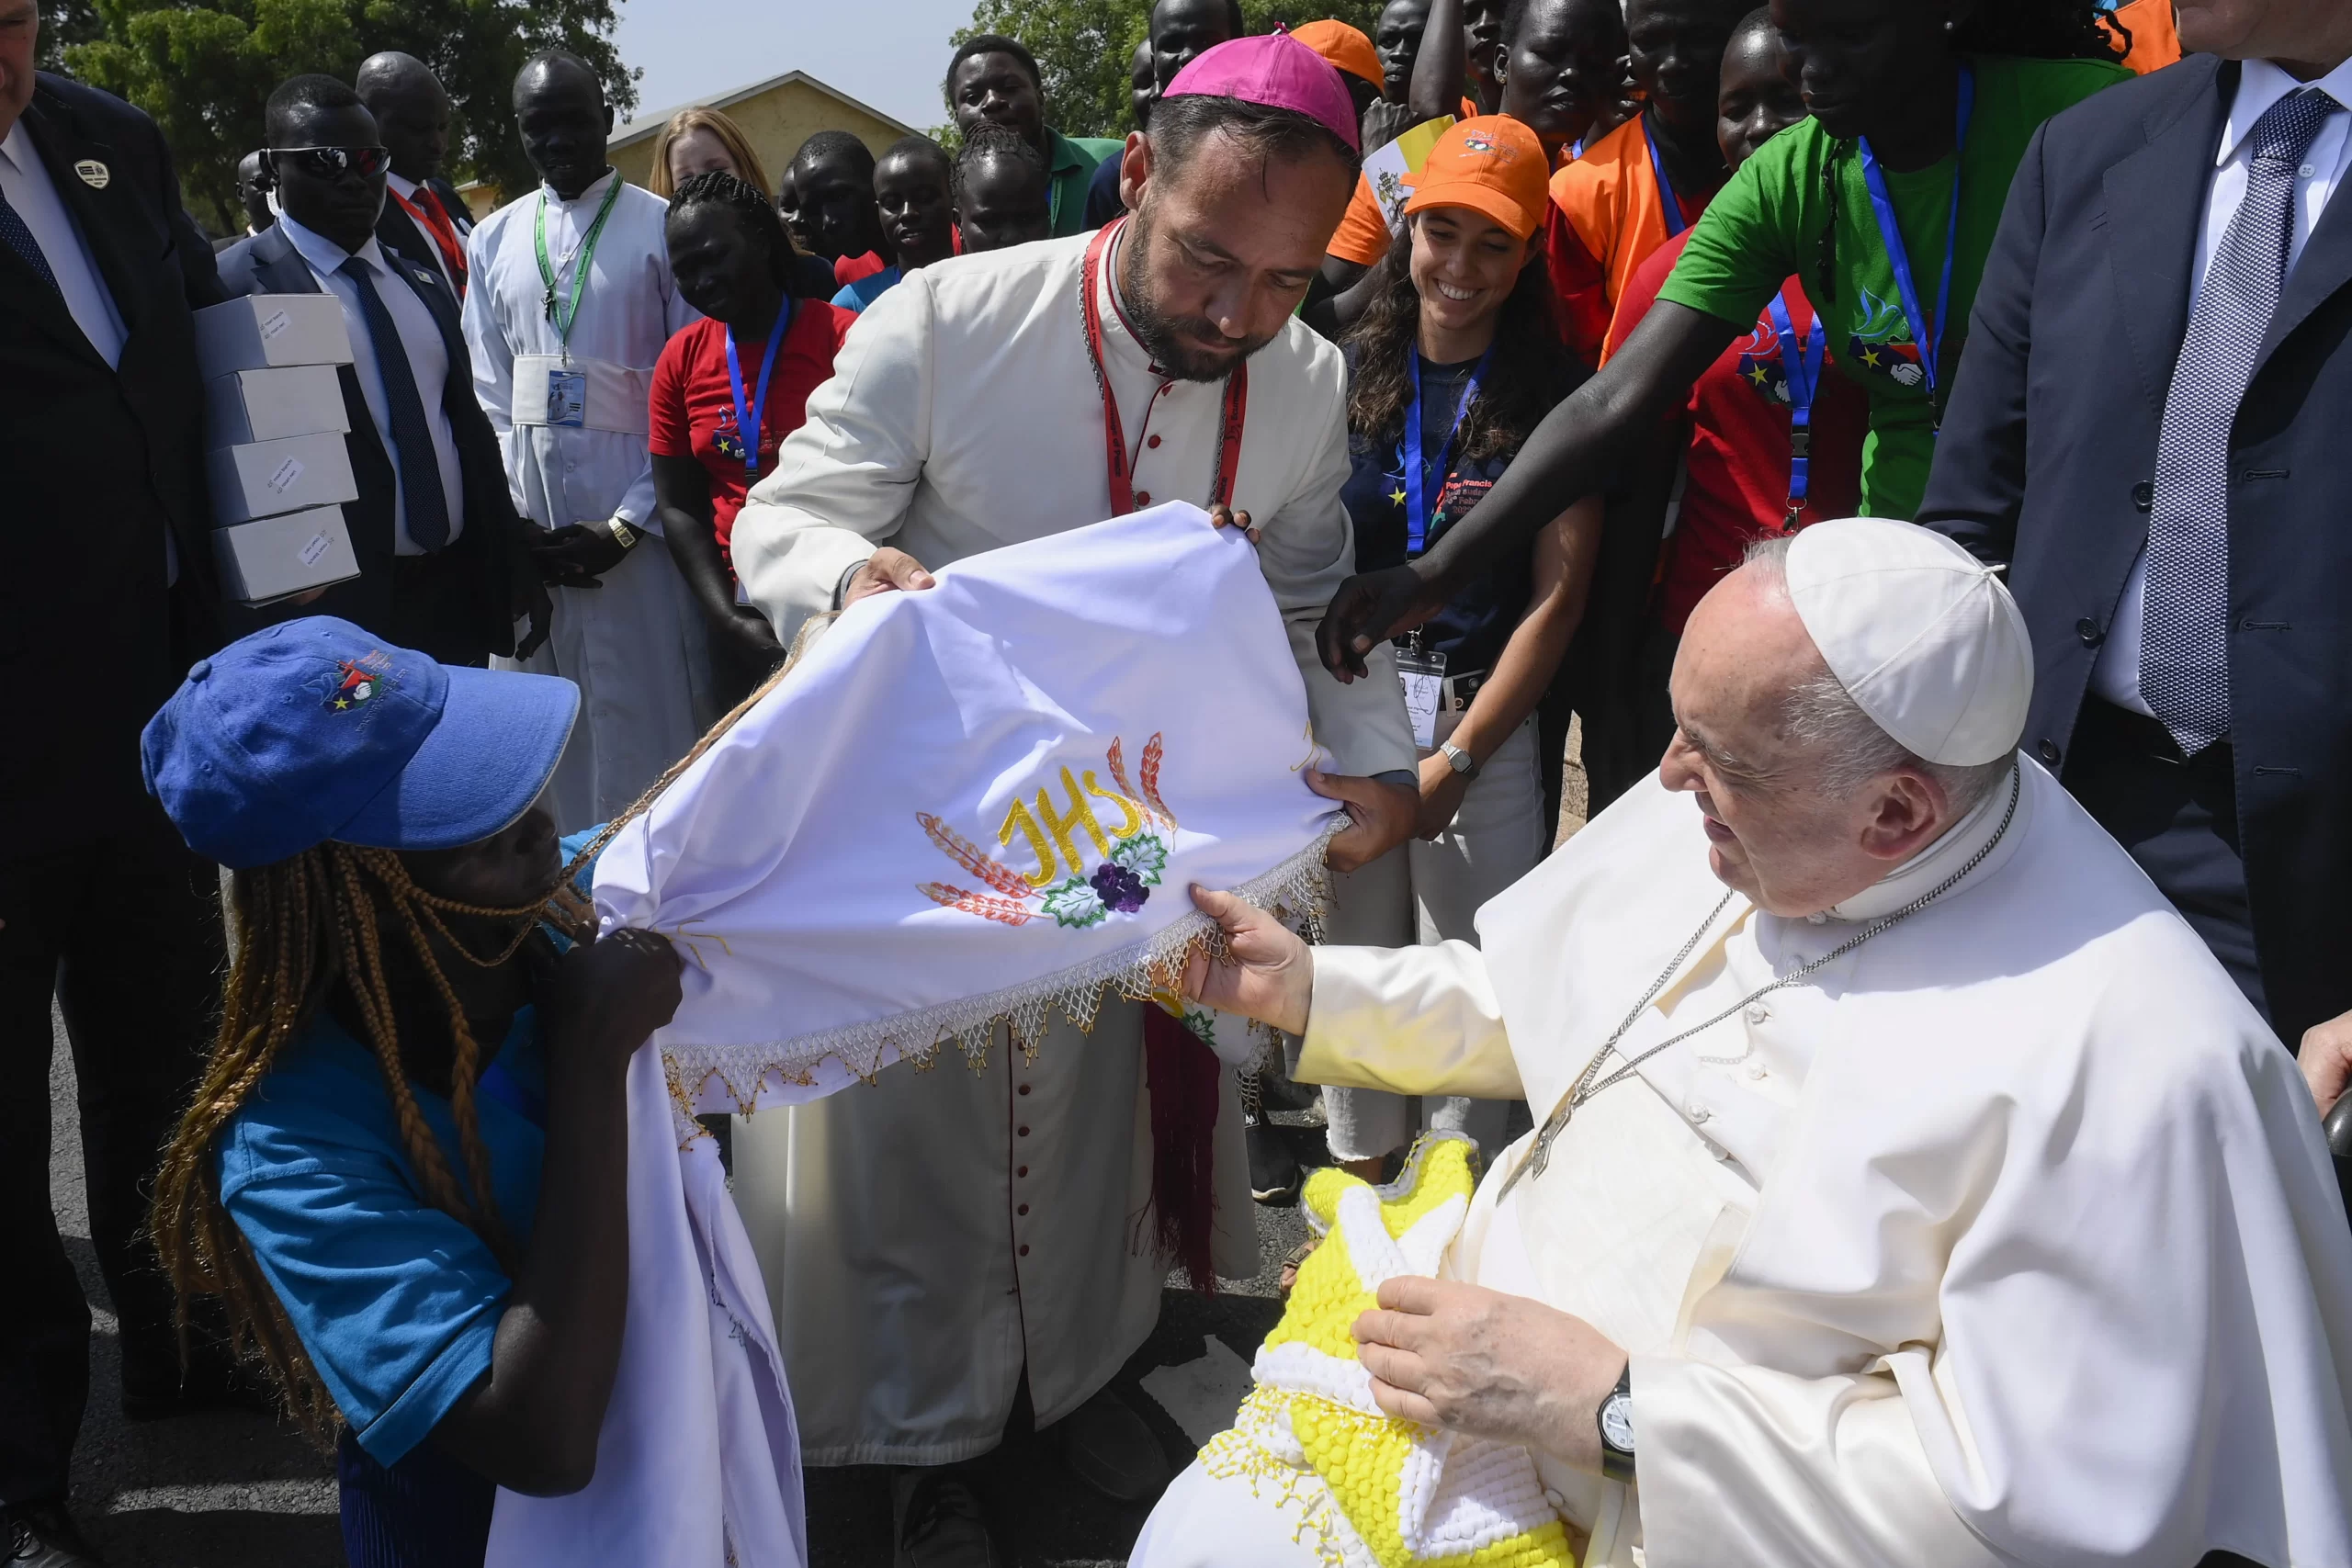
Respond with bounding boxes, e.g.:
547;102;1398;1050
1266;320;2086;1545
193;294;353;373
211;506;361;605
206;431;358;525
205;365;350;447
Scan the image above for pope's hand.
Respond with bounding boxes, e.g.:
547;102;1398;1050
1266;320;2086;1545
1181;886;1312;1036
1354;1277;1626;1472
842;547;936;605
1311;769;1417;873
2300;1006;2352;1119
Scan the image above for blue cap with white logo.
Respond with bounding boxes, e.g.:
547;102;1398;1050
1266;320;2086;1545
141;617;581;870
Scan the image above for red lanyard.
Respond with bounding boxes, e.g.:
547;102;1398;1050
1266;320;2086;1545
1079;218;1248;515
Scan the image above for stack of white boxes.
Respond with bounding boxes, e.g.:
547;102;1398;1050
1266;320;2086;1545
194;294;365;605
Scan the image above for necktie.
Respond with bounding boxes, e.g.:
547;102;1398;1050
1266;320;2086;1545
339;255;452;550
0;182;61;294
2141;86;2341;753
402;185;468;294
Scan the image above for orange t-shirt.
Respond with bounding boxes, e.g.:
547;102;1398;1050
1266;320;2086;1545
2106;0;2183;74
1546;113;1713;368
1324;98;1501;267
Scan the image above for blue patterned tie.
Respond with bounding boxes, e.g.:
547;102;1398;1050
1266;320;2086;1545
2141;86;2341;753
0;183;61;294
339;256;451;550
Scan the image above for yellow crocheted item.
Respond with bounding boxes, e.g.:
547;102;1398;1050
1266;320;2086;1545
1199;1134;1577;1568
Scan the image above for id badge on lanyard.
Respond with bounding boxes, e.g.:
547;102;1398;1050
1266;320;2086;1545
545;368;587;429
1397;641;1447;751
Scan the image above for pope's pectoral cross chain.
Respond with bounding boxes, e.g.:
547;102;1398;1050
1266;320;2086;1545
1498;763;2022;1201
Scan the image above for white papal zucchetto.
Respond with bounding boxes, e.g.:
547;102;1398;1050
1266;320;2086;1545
1783;517;2034;767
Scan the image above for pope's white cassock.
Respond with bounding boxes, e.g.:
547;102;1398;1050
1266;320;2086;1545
1136;525;2352;1567
726;223;1417;1463
463;170;714;831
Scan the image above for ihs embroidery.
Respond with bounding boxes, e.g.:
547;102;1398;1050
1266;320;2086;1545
919;734;1176;929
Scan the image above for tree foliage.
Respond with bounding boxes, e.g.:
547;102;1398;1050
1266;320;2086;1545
952;0;1385;142
59;0;638;236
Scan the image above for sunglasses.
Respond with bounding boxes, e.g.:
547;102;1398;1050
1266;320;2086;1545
264;145;391;181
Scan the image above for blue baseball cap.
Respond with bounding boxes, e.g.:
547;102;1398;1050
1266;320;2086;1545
141;617;581;870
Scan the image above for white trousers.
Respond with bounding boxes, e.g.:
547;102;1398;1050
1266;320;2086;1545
1321;718;1544;1164
494;538;718;834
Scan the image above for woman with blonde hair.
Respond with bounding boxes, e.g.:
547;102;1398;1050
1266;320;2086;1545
645;105;771;200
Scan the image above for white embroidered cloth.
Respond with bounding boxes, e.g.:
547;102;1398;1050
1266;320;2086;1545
487;503;1340;1567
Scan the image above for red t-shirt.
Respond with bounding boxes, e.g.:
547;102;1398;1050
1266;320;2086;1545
1607;229;1867;636
833;251;888;287
648;304;851;566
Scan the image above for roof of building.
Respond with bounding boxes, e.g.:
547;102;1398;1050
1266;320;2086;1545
608;69;917;150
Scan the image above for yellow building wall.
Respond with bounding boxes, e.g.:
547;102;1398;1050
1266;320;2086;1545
612;81;910;197
457;78;910;219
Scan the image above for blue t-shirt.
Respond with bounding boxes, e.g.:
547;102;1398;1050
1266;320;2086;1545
216;833;595;1466
831;264;903;314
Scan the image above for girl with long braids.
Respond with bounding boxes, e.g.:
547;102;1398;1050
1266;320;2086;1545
1317;0;2136;670
1320;116;1604;1180
142;618;683;1567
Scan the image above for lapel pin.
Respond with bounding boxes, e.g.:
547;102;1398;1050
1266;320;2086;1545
74;159;110;188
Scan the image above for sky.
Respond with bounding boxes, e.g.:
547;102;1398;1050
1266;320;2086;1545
611;0;979;133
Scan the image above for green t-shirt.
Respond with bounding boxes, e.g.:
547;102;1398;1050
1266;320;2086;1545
1048;130;1126;238
1657;53;2129;520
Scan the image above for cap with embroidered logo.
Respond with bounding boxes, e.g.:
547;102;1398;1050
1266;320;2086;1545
141;616;580;869
1403;115;1552;241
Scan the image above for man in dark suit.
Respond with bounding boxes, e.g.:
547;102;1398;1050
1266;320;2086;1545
1920;0;2352;1112
356;51;470;301
220;74;548;668
0;1;237;1560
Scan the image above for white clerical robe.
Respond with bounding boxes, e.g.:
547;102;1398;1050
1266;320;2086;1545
1137;759;2352;1568
724;229;1417;1463
463;172;715;831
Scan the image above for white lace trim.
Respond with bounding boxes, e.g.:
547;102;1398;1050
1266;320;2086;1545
658;826;1336;1133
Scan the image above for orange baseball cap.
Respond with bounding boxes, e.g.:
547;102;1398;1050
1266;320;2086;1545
1403;116;1551;241
1290;19;1384;91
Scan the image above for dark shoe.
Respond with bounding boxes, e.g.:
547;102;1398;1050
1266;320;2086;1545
889;1470;999;1568
1246;1116;1300;1205
4;1499;107;1567
1051;1387;1171;1504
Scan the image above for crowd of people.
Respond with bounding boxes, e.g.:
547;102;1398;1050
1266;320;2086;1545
6;0;2352;1563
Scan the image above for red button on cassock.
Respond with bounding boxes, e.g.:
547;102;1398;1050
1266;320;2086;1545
1148;434;1161;449
1017;1203;1030;1216
1019;1244;1031;1257
1134;491;1151;506
1018;1126;1031;1137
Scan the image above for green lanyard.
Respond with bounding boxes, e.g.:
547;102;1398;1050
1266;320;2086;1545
534;176;624;350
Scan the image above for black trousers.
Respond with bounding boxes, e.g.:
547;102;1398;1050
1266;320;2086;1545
2064;697;2267;1021
0;803;222;1504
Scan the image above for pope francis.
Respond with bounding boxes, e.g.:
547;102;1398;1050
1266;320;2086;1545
1138;518;2352;1568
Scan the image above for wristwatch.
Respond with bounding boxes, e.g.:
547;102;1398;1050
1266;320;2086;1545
1440;742;1480;780
1597;1363;1635;1483
606;516;642;551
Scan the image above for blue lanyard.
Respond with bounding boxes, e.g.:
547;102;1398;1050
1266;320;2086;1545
1856;63;1974;424
723;299;792;479
1640;112;1686;238
1767;292;1826;525
1402;346;1492;558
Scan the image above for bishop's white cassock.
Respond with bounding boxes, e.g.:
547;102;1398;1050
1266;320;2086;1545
724;225;1416;1463
462;171;714;832
1136;758;2352;1567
